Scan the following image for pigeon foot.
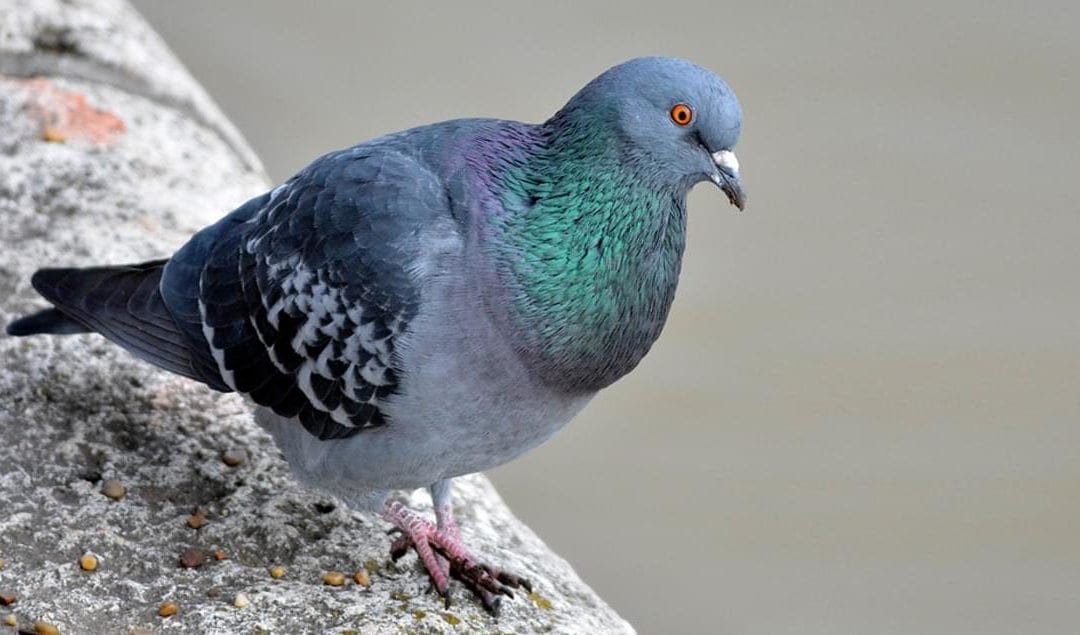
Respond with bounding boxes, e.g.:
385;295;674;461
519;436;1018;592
383;499;531;615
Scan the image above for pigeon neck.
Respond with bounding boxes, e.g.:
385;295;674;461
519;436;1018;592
489;119;688;393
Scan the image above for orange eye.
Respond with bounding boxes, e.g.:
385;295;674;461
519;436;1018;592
670;103;693;126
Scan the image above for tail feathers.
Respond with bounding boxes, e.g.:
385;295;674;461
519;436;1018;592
8;260;228;390
6;307;92;335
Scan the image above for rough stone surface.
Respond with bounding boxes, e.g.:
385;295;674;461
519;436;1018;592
0;0;264;174
0;1;634;633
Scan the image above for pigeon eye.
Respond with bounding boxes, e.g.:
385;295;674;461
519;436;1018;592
670;103;693;126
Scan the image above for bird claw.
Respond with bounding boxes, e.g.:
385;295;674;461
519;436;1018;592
497;569;533;593
420;545;528;616
389;533;413;561
382;501;531;616
448;564;503;613
423;577;454;607
440;551;532;615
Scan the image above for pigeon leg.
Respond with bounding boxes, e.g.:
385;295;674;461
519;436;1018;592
429;480;533;597
430;479;458;538
383;499;451;599
381;481;531;615
431;479;533;592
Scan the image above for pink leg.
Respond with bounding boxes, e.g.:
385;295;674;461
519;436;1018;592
384;500;452;595
381;482;531;614
435;501;459;541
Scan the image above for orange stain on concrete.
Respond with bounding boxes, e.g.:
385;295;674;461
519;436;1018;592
7;77;126;145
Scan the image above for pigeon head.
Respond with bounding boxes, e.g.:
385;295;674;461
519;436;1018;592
550;56;746;209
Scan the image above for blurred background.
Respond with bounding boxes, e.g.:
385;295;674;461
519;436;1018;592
129;2;1080;633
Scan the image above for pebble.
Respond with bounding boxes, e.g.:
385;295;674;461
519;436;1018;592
0;592;14;606
322;571;346;586
269;565;285;579
213;549;228;561
2;613;15;626
101;480;125;500
353;569;370;587
78;553;98;572
179;548;206;569
221;449;247;467
233;593;249;609
34;621;59;635
158;602;178;617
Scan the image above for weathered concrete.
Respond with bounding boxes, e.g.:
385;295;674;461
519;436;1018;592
0;1;634;633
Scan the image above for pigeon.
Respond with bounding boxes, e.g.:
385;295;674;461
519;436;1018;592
6;56;744;613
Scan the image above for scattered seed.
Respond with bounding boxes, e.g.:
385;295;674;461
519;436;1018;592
0;593;14;606
221;449;247;467
78;553;98;572
352;569;370;587
442;613;460;625
128;629;153;635
363;558;381;573
158;601;178;617
528;591;553;610
0;558;5;570
322;571;346;586
390;590;411;602
187;510;207;529
179;548;206;569
34;621;59;635
213;549;227;561
412;609;426;620
269;565;285;579
233;593;249;609
42;127;66;143
2;613;15;626
101;480;125;500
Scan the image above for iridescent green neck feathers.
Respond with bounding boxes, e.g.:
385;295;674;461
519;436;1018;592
490;119;689;392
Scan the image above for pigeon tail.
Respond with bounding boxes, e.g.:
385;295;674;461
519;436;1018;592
7;260;225;389
6;307;91;335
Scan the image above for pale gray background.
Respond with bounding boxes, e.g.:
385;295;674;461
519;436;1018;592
128;2;1080;633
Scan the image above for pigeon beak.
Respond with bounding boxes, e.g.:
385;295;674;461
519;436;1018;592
709;150;745;211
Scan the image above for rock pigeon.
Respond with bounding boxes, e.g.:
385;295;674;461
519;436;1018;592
6;56;744;613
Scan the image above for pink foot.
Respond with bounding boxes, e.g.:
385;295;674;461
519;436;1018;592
383;500;531;614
